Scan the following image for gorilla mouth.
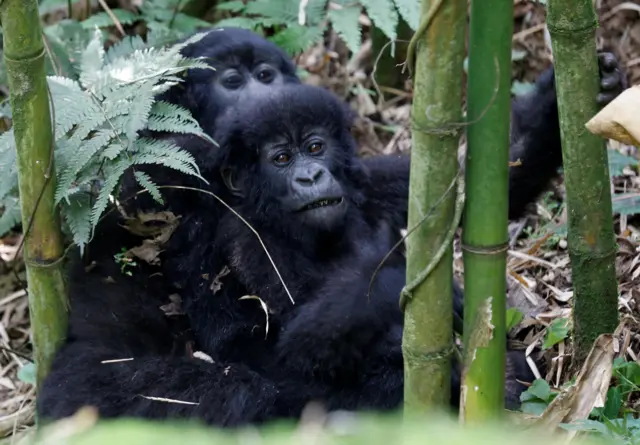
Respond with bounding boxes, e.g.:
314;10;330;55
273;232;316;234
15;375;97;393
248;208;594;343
300;197;344;212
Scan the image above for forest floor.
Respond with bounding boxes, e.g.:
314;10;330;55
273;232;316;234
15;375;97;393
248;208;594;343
1;0;640;440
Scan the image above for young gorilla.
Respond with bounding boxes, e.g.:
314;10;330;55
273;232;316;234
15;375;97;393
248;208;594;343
38;55;625;424
37;85;530;427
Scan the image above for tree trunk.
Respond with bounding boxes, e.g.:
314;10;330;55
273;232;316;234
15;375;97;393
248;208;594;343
547;0;619;366
0;0;68;388
402;0;466;412
460;0;513;421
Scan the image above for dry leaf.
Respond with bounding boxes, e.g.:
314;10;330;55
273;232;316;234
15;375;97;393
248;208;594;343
210;266;231;294
159;294;183;316
122;211;180;265
586;85;640;145
531;333;615;442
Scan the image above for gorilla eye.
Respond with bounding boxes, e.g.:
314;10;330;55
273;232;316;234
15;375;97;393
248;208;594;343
273;153;292;165
222;71;244;90
308;142;324;154
257;68;275;84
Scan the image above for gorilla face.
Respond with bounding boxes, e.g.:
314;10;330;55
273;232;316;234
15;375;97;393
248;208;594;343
210;61;291;112
213;85;365;235
259;131;348;231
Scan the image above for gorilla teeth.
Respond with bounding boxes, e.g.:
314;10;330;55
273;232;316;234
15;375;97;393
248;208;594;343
303;198;343;211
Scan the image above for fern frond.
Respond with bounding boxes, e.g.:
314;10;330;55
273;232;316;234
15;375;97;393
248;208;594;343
360;0;399;42
216;1;246;12
90;158;132;228
125;81;157;145
214;17;263;30
55;129;116;204
304;0;329;26
134;170;164;205
244;0;299;24
393;0;419;30
0;196;21;238
63;192;93;251
270;25;325;56
79;28;107;90
328;6;362;53
81;9;140;29
0;130;18;203
134;137;202;175
47;76;99;138
105;35;148;63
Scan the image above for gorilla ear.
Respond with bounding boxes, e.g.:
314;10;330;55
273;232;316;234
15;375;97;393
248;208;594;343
221;166;244;197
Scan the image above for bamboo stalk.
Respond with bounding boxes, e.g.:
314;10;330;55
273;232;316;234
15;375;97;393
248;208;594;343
547;0;619;366
1;0;68;388
460;0;513;421
402;0;466;411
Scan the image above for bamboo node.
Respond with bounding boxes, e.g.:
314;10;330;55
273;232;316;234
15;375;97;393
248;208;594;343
546;19;598;37
403;343;457;365
460;241;509;255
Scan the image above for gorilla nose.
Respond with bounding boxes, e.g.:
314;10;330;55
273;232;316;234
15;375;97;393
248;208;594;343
295;167;324;186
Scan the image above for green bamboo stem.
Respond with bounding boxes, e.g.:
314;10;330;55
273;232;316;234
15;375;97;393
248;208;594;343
1;0;68;388
402;0;466;411
547;0;618;366
460;0;513;420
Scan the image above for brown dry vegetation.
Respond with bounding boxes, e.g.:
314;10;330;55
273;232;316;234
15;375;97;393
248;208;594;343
1;0;639;439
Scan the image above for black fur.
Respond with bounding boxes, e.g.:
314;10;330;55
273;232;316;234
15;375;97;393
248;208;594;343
37;32;626;427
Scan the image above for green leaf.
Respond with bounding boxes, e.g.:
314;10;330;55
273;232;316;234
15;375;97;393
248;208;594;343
361;0;399;42
64;193;94;250
393;0;419;30
608;148;638;177
602;386;622;420
216;1;247;12
270;25;325;56
134;171;164;205
612;193;640;216
525;379;552;402
17;363;36;386
328;6;362;54
506;308;524;331
511;80;536;96
81;9;140;29
543;318;570;349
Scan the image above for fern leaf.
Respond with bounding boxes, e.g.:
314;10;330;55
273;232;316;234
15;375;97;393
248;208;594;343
56;129;116;204
125;82;157;145
101;142;127;161
213;17;263;30
63;192;93;251
270;25;325;56
134;137;201;174
360;0;398;42
134;171;164;205
105;35;148;63
304;0;329;26
244;0;298;23
90;158;132;228
0;130;18;202
81;9;140;29
0;196;21;238
328;6;362;53
393;0;419;30
47;76;99;138
80;28;107;90
216;1;246;12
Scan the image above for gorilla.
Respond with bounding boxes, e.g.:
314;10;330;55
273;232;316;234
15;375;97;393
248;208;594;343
37;23;627;424
38;54;626;424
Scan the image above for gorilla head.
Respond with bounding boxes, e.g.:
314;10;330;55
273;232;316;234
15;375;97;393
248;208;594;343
161;27;301;131
211;85;368;235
